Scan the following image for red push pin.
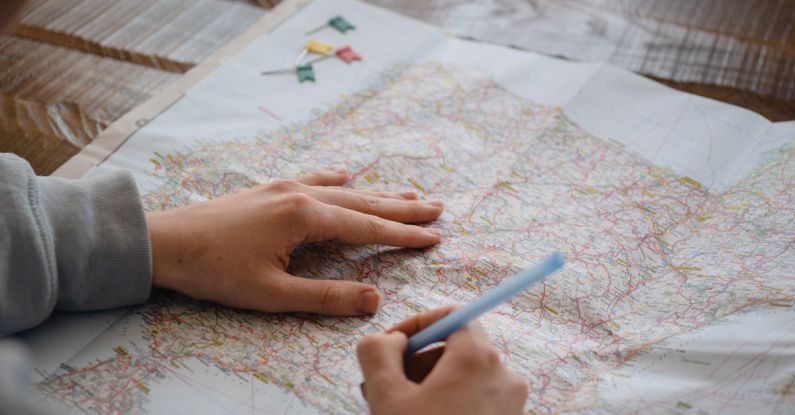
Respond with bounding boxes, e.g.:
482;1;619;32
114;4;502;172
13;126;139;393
336;46;362;64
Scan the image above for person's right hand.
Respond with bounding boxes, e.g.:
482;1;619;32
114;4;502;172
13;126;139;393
357;306;529;415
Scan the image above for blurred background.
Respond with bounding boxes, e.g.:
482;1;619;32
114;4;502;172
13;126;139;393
1;0;793;175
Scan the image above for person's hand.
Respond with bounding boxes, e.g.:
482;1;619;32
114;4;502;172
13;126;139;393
145;169;443;315
357;307;529;415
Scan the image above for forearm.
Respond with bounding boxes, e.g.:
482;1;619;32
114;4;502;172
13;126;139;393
0;154;152;336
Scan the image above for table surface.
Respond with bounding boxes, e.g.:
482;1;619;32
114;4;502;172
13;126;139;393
1;0;792;175
367;0;795;120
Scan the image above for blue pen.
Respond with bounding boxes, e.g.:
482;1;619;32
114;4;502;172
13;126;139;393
405;252;565;356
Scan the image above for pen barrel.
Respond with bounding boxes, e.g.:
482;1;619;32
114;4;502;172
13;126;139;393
405;252;565;356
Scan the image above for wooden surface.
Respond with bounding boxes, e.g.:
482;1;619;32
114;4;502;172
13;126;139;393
17;0;264;72
52;0;312;179
0;35;180;173
0;0;266;174
0;0;792;175
367;0;795;120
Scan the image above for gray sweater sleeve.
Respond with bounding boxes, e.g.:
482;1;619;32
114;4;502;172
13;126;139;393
0;154;152;336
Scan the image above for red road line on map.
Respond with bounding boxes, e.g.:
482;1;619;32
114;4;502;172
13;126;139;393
258;106;282;122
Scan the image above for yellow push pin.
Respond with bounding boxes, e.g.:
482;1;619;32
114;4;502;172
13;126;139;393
305;39;334;56
294;39;335;66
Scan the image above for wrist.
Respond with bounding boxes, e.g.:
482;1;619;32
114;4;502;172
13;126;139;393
146;210;180;290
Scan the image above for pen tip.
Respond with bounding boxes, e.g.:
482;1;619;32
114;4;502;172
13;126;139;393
550;252;566;268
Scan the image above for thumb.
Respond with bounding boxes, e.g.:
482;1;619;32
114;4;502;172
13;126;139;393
357;331;412;399
274;271;381;316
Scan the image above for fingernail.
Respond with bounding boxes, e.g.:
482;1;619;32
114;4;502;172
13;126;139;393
356;289;381;315
425;228;442;236
333;167;349;174
426;200;445;208
400;191;419;199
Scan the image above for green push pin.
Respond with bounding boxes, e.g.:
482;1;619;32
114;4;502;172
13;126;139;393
306;15;355;35
328;16;355;33
296;65;315;83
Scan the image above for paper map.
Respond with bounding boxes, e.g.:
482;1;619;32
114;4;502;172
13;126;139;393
24;1;795;414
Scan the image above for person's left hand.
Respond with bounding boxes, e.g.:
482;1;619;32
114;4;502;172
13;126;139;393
145;169;444;316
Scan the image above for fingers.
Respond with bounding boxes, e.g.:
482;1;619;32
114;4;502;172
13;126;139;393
388;305;459;337
445;320;493;354
430;320;503;377
339;187;420;201
295;170;418;201
357;331;413;399
366;190;420;200
296;169;350;186
308;187;443;223
506;372;531;410
294;170;419;203
405;345;445;383
311;204;441;248
272;175;439;223
271;271;382;316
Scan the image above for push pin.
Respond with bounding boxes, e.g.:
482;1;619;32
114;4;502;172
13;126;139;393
336;46;362;64
306;15;356;35
300;45;362;66
296;65;315;83
295;38;335;66
261;43;360;80
260;67;292;75
305;39;334;55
